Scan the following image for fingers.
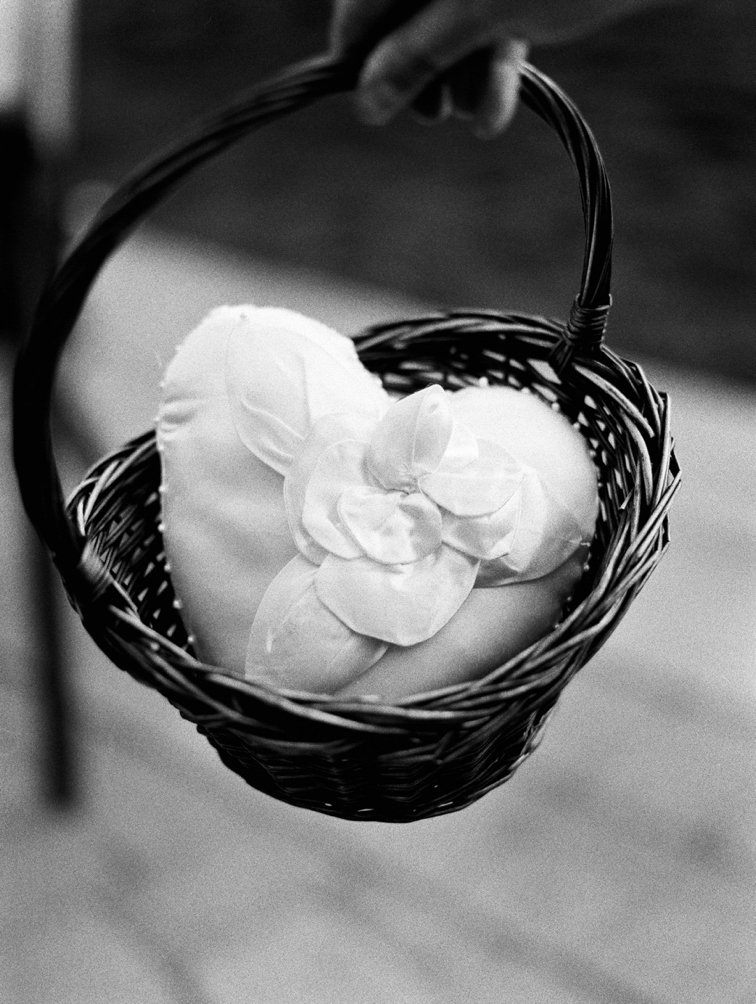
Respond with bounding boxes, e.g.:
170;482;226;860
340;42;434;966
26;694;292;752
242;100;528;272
444;49;492;119
355;0;489;125
345;1;529;138
401;38;530;138
330;0;433;58
410;80;453;125
333;0;655;137
469;38;530;138
330;0;397;52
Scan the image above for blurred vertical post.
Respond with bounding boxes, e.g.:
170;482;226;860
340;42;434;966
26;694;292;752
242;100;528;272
1;0;78;806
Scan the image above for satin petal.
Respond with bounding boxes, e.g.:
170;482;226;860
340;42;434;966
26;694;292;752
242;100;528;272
420;439;523;516
334;553;587;700
226;307;389;475
367;385;454;491
338;487;442;564
245;555;387;692
476;468;588;585
437;418;479;471
450;385;598;538
441;488;521;559
284;413;377;563
316;546;479;645
300;440;373;559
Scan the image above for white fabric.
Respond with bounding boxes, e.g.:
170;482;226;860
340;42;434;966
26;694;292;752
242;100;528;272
449;386;599;538
334;548;590;700
316;546;479;646
156;306;388;673
226;306;388;474
158;306;598;696
244;555;388;692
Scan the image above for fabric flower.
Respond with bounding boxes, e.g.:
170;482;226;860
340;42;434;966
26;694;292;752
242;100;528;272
246;380;588;690
281;384;527;645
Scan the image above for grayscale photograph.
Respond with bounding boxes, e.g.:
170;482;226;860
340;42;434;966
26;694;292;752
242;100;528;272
1;2;754;1002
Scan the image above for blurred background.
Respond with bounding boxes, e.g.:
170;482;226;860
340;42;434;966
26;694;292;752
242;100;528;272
71;0;756;381
1;2;755;1003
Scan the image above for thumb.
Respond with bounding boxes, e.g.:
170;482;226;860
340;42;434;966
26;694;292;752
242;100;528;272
471;38;530;139
355;0;488;125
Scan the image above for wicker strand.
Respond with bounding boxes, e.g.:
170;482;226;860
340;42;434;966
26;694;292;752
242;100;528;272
550;297;612;374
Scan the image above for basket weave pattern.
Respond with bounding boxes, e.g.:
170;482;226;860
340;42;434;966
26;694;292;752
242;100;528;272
15;56;679;822
66;309;677;821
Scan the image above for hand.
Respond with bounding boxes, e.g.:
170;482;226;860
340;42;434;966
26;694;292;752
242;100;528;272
331;0;666;137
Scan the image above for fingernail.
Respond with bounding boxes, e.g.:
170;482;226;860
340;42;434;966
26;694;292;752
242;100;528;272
356;83;400;125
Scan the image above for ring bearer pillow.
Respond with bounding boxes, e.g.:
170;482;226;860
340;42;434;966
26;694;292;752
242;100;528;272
157;305;598;700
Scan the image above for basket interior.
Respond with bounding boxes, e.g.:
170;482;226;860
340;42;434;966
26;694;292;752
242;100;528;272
64;312;676;821
69;311;669;692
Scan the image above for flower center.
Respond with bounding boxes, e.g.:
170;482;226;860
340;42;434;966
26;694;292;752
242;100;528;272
337;486;442;564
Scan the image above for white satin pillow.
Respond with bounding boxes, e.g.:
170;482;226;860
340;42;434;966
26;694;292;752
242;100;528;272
157;306;598;697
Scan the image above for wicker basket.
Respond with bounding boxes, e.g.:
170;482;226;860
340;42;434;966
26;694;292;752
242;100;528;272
13;55;679;822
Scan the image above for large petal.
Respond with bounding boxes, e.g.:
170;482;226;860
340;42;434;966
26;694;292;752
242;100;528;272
420;438;523;517
436;418;479;471
334;552;587;700
245;555;387;692
450;385;598;538
284;412;376;563
316;546;479;646
367;385;459;491
301;440;373;559
338;487;442;564
476;468;588;586
441;488;521;560
226;307;389;475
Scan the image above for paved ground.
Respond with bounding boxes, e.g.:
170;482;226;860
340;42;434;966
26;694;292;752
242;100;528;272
1;232;754;1003
76;0;756;379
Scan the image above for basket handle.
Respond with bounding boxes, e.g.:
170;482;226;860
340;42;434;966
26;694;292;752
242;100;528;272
13;53;613;587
